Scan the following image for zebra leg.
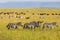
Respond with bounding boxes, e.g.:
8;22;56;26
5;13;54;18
50;26;53;30
31;26;35;30
15;26;17;29
30;26;33;30
23;25;27;29
30;26;32;30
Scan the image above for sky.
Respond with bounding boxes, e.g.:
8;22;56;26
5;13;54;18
0;0;60;2
0;0;60;8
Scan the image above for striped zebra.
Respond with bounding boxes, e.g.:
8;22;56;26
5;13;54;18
23;21;43;29
7;22;22;29
42;22;58;30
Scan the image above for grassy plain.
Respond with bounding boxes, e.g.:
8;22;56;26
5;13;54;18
0;8;60;40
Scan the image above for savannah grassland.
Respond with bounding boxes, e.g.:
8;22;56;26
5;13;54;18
0;8;60;40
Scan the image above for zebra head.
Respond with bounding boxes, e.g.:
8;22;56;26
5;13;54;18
52;22;58;27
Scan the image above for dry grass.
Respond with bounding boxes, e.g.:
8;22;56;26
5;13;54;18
0;8;60;40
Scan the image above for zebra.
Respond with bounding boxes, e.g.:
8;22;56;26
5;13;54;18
23;21;36;29
7;22;22;29
23;21;43;29
42;22;58;30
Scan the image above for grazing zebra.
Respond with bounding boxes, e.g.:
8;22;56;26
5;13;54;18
7;22;22;29
23;21;43;29
23;21;36;29
42;22;58;30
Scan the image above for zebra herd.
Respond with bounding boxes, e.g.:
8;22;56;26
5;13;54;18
7;21;58;30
